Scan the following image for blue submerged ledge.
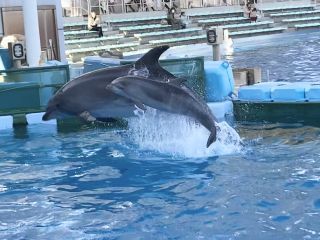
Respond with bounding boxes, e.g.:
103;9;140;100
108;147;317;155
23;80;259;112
238;81;320;102
235;82;320;126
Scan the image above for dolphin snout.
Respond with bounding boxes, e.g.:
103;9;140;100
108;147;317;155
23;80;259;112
42;111;51;121
42;107;58;121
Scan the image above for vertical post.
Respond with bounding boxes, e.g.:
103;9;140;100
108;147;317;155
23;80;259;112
55;0;67;63
0;9;4;37
99;0;102;15
87;0;91;15
106;0;110;14
212;45;221;61
122;0;125;13
71;0;75;16
23;0;41;67
80;0;83;16
206;27;223;61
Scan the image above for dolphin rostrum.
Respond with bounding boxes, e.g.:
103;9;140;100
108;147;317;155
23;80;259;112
42;45;175;122
107;76;217;148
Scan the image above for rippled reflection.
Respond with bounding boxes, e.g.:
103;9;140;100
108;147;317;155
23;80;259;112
227;30;320;82
0;122;320;239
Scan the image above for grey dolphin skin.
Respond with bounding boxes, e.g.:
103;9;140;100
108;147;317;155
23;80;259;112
42;45;174;122
107;76;217;148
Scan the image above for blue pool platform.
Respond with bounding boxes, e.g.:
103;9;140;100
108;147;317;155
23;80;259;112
234;82;320;126
238;82;320;102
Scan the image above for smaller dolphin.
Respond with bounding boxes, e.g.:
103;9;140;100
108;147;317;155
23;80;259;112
42;45;175;122
107;76;217;147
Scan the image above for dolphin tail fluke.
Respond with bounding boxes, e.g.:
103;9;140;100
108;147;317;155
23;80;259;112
206;127;217;148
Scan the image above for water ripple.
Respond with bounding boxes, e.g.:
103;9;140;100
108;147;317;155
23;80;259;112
228;31;320;83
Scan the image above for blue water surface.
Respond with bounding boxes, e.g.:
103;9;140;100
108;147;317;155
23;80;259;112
1;123;320;240
1;30;320;239
228;29;320;82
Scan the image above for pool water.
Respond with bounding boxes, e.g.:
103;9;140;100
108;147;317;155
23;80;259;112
1;120;320;239
1;30;320;239
164;29;320;83
228;30;320;83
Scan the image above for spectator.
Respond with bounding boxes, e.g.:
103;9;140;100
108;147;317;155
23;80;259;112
250;7;258;22
167;8;186;29
180;12;187;29
243;4;251;18
166;7;175;25
88;11;103;37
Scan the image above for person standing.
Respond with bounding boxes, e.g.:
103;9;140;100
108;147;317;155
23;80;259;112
88;11;104;37
250;7;258;22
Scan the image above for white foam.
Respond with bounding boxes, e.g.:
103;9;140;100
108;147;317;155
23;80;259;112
127;109;242;158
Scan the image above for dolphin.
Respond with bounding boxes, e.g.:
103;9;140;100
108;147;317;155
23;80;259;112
107;76;217;147
42;45;176;122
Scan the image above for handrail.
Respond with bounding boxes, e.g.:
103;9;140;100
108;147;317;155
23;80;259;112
62;0;313;16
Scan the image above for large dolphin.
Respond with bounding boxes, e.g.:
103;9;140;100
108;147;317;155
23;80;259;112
42;45;176;121
107;76;217;147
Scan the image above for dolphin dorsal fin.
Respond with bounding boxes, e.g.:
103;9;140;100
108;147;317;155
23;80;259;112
134;45;175;80
135;45;169;69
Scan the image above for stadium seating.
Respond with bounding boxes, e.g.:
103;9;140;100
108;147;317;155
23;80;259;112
149;35;207;46
282;16;320;28
198;17;250;28
270;10;320;22
134;28;204;43
229;27;287;38
65;35;124;49
66;42;140;61
119;24;172;36
63;4;317;63
295;22;320;30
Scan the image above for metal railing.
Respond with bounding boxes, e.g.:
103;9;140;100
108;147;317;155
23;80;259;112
62;0;90;16
61;0;314;16
88;0;180;14
62;0;237;16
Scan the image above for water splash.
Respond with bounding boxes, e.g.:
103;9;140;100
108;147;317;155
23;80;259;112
126;109;242;158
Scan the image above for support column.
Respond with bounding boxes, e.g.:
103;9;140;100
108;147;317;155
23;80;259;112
0;9;4;37
23;0;41;67
55;0;67;63
212;45;221;61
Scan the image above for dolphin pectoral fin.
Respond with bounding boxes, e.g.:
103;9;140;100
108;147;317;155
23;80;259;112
79;111;96;122
206;127;217;148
